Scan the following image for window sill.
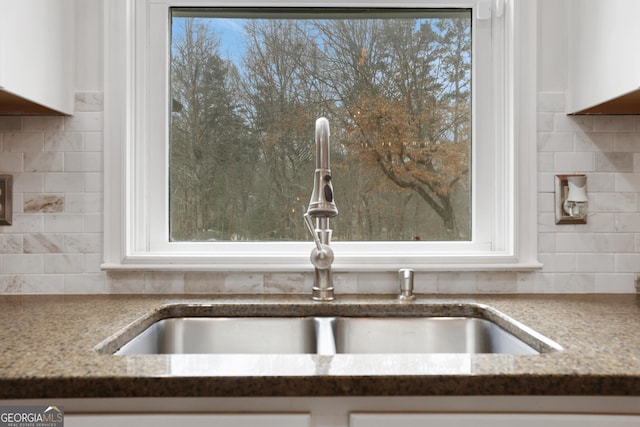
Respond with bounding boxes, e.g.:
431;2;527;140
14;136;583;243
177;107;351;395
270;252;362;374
101;254;543;272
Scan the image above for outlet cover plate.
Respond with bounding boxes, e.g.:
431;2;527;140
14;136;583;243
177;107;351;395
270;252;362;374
555;174;587;225
0;175;13;225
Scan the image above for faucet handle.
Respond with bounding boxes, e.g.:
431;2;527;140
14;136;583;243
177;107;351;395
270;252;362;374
398;268;415;302
303;213;323;251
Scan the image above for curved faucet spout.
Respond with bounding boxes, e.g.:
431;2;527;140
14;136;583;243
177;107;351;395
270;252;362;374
315;117;330;170
307;117;338;219
305;117;338;301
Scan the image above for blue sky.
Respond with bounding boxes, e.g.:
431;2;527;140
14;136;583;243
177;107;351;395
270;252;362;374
173;17;248;66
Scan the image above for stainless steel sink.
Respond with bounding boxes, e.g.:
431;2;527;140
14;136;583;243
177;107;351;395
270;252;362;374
116;317;318;355
111;311;559;356
332;317;538;354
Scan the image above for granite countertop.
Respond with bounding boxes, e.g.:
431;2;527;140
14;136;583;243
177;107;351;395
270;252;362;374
0;293;639;399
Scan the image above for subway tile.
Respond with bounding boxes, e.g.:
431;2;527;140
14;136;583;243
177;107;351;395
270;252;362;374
75;92;104;112
574;132;614;152
84;213;103;233
24;234;64;253
517;272;554;293
0;152;24;172
590;193;637;213
537;212;561;233
537;192;554;213
556;233;597;252
537;113;554;132
437;272;477;293
23;274;64;294
554;152;594;172
537;132;573;152
553;273;595;292
615;213;640;232
539;253;575;273
3;132;44;152
537;152;554;172
0;117;22;131
44;254;84;274
84;132;103;152
595;274;635;293
64;152;102;172
615;254;640;273
537;232;556;253
84;254;103;274
84;173;103;192
224;272;264;293
65;193;103;213
0;274;22;294
0;214;44;234
24;193;64;213
575;253;615;273
537;173;556;193
106;271;145;293
554;114;593;133
44;131;83;152
44;214;85;233
615;173;640;192
24;152;64;172
64;273;106;294
0;235;23;254
476;272;518;293
1;254;44;274
411;272;438;294
613;133;640;152
11;193;23;214
357;271;397;294
184;271;225;293
265;273;306;293
144;272;186;294
64;233;102;253
594;152;633;172
585;173;615;192
44;173;85;192
64;112;103;132
23;117;64;132
593;233;634;254
13;173;44;192
593;116;635;132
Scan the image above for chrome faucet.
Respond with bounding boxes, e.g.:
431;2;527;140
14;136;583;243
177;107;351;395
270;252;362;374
304;117;338;301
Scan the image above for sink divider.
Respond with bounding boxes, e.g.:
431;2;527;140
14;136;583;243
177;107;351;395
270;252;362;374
314;317;337;355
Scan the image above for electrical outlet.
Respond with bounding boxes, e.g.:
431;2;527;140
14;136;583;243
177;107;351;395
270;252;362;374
0;175;13;226
555;174;587;225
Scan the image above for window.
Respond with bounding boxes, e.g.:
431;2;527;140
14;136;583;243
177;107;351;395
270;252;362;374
104;0;539;272
169;8;471;243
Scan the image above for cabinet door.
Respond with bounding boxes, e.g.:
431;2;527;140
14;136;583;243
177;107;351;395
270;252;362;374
350;413;640;427
67;413;310;427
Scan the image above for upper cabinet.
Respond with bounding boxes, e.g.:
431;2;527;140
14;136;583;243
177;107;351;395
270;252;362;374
567;0;640;114
0;0;75;116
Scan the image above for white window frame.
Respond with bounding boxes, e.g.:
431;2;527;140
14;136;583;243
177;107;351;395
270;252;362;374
103;0;540;272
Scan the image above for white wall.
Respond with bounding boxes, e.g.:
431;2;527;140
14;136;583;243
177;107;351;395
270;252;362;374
0;0;638;294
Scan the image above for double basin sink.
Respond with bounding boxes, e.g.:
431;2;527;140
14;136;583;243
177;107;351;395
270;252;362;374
102;303;562;356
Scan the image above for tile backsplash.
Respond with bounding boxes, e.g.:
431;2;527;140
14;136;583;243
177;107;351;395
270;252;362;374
0;91;639;294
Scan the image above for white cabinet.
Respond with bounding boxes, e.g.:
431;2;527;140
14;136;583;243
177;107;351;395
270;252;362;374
0;0;75;115
351;413;640;427
567;0;640;114
66;414;310;427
